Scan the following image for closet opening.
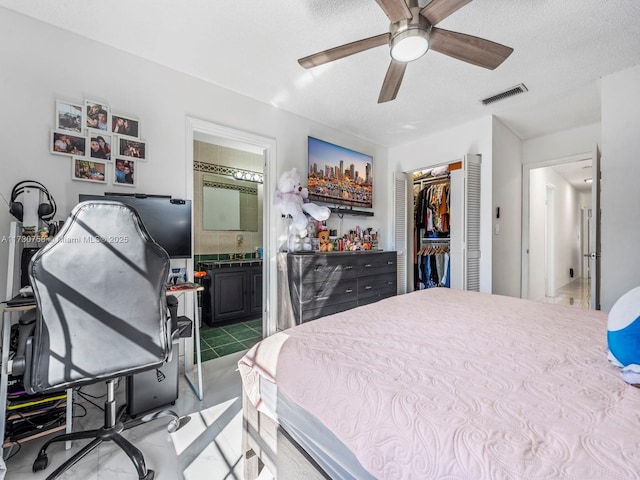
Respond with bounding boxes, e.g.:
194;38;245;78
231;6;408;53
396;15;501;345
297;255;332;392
412;164;454;291
398;154;481;294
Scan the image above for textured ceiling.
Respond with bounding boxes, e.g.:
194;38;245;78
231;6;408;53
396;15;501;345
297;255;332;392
2;0;640;146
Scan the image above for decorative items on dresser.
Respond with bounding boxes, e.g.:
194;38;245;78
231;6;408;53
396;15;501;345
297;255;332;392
284;251;397;329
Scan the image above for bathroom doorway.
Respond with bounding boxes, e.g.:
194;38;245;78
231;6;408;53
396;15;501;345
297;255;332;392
186;118;277;360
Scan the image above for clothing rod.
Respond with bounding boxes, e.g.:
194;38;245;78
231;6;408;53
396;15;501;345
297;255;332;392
421;238;450;243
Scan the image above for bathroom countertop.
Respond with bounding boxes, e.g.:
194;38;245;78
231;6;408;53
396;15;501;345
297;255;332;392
199;259;263;269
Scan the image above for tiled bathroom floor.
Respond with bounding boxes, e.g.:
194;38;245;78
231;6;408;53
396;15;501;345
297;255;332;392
199;318;262;362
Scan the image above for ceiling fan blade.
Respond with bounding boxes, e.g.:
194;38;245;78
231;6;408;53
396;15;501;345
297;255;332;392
430;27;513;70
374;0;413;23
299;33;390;69
420;0;473;26
378;60;407;103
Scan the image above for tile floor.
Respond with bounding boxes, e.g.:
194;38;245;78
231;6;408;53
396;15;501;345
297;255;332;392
536;276;591;309
4;350;273;480
199;318;262;363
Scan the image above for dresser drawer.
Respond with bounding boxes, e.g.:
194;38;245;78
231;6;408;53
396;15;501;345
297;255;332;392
358;272;397;300
286;251;398;327
289;254;359;285
291;278;358;310
358;252;397;277
300;300;358;323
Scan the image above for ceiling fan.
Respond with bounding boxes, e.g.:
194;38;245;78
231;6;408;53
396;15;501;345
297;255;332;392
298;0;513;103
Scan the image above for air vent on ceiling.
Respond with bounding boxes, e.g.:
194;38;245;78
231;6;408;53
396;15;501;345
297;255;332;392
481;83;528;106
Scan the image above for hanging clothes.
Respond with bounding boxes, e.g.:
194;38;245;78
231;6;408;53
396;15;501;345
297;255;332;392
416;243;450;289
413;176;451;290
414;181;450;237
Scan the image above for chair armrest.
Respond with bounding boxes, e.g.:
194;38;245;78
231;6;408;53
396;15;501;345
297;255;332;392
8;311;37;376
167;294;179;332
12;336;35;394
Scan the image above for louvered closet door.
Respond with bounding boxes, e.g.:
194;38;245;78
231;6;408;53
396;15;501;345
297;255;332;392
393;173;409;294
465;154;482;292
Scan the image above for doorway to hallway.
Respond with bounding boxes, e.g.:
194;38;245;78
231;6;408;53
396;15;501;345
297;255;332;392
522;155;597;309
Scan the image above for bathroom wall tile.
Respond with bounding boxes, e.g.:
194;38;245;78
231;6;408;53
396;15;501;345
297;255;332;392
194;142;264;257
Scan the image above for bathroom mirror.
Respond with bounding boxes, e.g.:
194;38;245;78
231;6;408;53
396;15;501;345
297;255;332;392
202;175;259;231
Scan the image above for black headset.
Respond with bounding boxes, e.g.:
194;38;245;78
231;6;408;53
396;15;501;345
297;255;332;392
9;180;57;223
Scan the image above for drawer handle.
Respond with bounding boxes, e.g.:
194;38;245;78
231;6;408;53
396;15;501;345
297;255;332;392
345;289;353;293
387;281;393;285
314;265;323;271
314;294;329;300
387;261;394;265
364;264;372;268
364;285;372;290
345;265;353;270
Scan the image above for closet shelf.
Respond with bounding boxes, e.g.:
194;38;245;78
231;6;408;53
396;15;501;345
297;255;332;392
413;175;450;188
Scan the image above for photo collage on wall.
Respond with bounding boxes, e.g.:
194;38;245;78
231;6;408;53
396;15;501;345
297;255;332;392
51;98;147;187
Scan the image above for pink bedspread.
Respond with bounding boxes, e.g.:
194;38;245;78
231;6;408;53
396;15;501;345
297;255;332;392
239;288;640;479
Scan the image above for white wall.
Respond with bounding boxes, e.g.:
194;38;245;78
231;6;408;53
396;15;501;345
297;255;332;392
523;123;600;165
492;118;522;297
600;64;640;311
528;167;581;300
388;116;493;293
0;9;388;306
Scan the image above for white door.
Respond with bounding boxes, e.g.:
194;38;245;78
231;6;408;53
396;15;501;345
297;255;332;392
581;207;590;278
464;154;482;291
544;185;556;298
393;172;410;294
589;144;601;309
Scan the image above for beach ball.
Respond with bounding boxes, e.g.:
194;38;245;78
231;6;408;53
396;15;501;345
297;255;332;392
608;286;640;367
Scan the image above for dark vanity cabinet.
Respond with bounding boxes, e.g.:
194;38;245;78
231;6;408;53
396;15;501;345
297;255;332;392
249;268;263;314
200;261;262;326
287;251;397;325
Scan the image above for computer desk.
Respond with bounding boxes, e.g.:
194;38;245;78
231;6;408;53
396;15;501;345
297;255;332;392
165;282;205;401
0;284;205;454
0;304;73;454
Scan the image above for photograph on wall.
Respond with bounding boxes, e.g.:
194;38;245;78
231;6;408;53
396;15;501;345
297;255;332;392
118;137;146;160
111;113;140;138
55;100;84;133
72;158;107;183
89;133;112;160
113;158;136;186
307;136;373;208
85;99;110;132
50;130;87;157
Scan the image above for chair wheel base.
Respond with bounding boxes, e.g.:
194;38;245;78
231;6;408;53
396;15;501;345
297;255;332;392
33;454;49;472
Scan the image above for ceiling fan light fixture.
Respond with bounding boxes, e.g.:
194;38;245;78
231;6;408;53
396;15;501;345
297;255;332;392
390;28;429;62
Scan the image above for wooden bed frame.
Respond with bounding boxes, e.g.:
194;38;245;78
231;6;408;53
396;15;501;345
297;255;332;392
242;391;331;480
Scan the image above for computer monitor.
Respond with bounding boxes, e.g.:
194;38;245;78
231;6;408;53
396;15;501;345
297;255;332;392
78;193;192;259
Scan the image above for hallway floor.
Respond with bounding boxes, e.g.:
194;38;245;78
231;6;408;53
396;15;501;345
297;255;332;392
538;277;591;309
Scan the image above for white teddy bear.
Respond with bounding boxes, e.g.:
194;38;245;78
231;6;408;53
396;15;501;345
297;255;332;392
273;168;330;230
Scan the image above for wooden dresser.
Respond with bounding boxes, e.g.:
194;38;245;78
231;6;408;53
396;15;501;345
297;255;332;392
286;250;397;326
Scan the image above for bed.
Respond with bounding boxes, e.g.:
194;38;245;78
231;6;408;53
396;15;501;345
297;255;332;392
238;288;640;480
